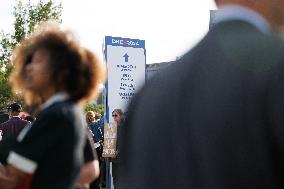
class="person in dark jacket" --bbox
[111,109,124,189]
[87,112,104,154]
[0,103,29,140]
[117,0,284,189]
[85,111,105,189]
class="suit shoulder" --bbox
[0,121,9,127]
[40,100,77,116]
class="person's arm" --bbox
[76,159,100,188]
[0,164,26,189]
[76,129,100,188]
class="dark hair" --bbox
[7,103,22,112]
[10,21,105,108]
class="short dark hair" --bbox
[8,103,22,112]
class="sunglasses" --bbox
[112,114,118,117]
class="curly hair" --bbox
[9,21,106,108]
[85,111,95,125]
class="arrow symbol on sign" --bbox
[123,53,129,62]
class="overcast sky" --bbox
[0,0,216,64]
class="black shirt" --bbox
[5,100,86,189]
[84,129,98,163]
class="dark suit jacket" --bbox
[0,116,28,139]
[0,113,9,124]
[118,20,284,189]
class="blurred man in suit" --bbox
[0,103,28,140]
[118,0,284,188]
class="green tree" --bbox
[84,103,105,116]
[0,0,62,110]
[0,71,12,109]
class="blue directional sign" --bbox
[103,37,146,187]
[104,36,146,124]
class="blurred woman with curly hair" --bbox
[0,21,105,189]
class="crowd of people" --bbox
[0,103,114,189]
[2,0,284,188]
[0,101,124,189]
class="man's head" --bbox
[7,103,22,117]
[215,0,284,32]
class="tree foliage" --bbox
[0,0,62,110]
[84,103,105,115]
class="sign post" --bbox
[103,36,146,189]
